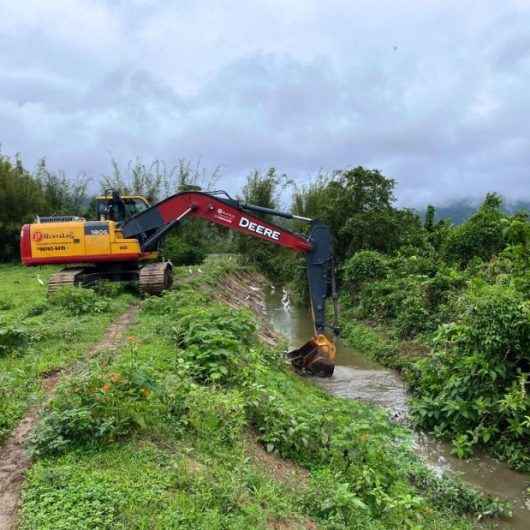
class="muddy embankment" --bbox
[222,269,530,530]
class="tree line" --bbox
[0,153,222,263]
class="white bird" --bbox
[281,288,290,311]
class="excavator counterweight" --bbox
[21,189,339,376]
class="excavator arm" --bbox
[121,191,338,376]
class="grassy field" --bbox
[12,258,507,529]
[0,264,135,444]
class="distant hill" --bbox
[414,199,530,225]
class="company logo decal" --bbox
[33,231,75,241]
[214,208,236,224]
[239,217,280,240]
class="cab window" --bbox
[124,198,149,218]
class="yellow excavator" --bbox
[21,189,339,376]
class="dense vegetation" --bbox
[18,259,505,529]
[0,265,134,443]
[243,172,530,471]
[337,195,530,471]
[0,155,89,261]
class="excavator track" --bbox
[47,268,85,295]
[139,262,173,296]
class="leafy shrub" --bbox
[342,250,389,290]
[49,287,111,315]
[423,267,466,311]
[302,469,373,528]
[0,323,30,356]
[354,263,468,339]
[358,277,430,337]
[146,287,258,386]
[30,362,164,456]
[395,293,430,339]
[410,284,530,470]
[141,289,180,315]
[444,193,506,266]
[172,304,257,385]
[389,253,438,277]
[163,235,206,266]
[183,387,246,447]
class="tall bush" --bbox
[410,283,530,469]
[0,154,89,262]
[444,193,506,265]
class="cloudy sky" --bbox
[1,0,529,206]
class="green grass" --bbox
[19,258,508,529]
[0,264,135,443]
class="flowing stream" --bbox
[264,288,529,530]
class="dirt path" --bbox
[0,305,138,530]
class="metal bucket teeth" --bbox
[286,334,336,377]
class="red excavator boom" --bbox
[121,190,339,376]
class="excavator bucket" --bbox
[286,334,336,377]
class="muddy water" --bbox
[264,288,529,530]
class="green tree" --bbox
[424,205,435,232]
[100,158,163,203]
[444,193,506,265]
[293,166,426,262]
[0,155,47,261]
[35,159,89,215]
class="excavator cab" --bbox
[96,193,150,223]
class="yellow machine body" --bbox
[21,194,156,266]
[23,220,152,266]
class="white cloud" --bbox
[0,0,529,205]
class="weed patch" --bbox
[409,283,530,469]
[0,323,31,356]
[22,466,124,530]
[30,361,166,456]
[0,264,134,443]
[49,286,112,315]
